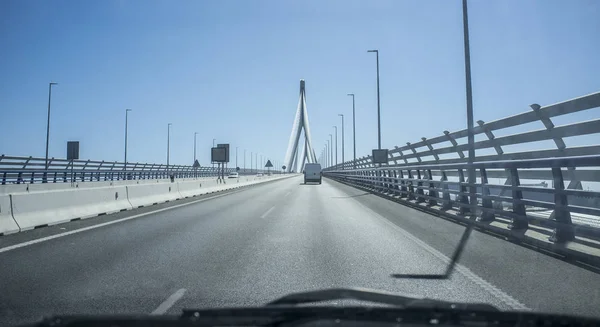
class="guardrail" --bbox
[0,155,278,185]
[324,155,600,243]
[330,91,600,179]
[323,91,600,248]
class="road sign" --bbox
[236,167,240,171]
[265,160,273,168]
[67,141,79,160]
[372,149,389,164]
[193,160,200,168]
[217,144,230,162]
[211,147,227,163]
[282,165,286,170]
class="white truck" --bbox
[303,163,322,184]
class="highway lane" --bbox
[1,175,599,325]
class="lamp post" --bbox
[462,0,477,211]
[124,109,132,170]
[329,134,333,168]
[326,141,330,168]
[338,114,344,168]
[367,50,381,150]
[193,132,198,162]
[333,126,338,166]
[167,123,172,170]
[193,131,198,177]
[347,93,356,168]
[212,138,216,173]
[45,82,58,170]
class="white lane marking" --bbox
[151,288,186,315]
[0,191,241,254]
[261,206,276,219]
[353,200,530,311]
[284,191,291,197]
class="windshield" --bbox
[1,0,599,326]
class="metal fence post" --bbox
[398,169,407,198]
[549,167,574,242]
[477,167,495,222]
[441,171,452,210]
[507,168,528,230]
[457,168,470,215]
[416,169,425,203]
[427,169,438,206]
[407,169,415,200]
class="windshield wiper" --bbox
[266,287,497,311]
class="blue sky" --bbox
[1,0,599,167]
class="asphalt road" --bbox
[1,175,599,325]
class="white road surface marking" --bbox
[284,191,291,197]
[151,288,186,315]
[0,191,242,254]
[261,206,276,219]
[353,199,530,311]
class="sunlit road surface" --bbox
[1,176,599,325]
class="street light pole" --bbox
[244,149,246,171]
[167,123,172,170]
[124,109,132,170]
[338,114,344,167]
[236,146,238,168]
[194,132,198,162]
[333,126,338,166]
[193,131,198,177]
[45,82,58,170]
[329,134,333,168]
[211,139,217,172]
[367,50,381,149]
[462,0,477,211]
[347,94,356,168]
[326,141,330,168]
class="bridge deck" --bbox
[1,175,599,325]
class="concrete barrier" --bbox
[176,180,217,198]
[0,195,19,235]
[11,186,132,231]
[1,174,296,235]
[126,182,180,208]
[0,177,220,195]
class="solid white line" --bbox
[151,288,186,315]
[0,191,241,254]
[353,200,530,311]
[261,206,276,219]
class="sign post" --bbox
[265,160,273,175]
[372,149,389,191]
[212,144,230,184]
[67,141,79,186]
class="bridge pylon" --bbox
[283,80,317,172]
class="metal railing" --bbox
[0,156,278,185]
[323,91,600,244]
[325,155,600,243]
[330,91,600,181]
